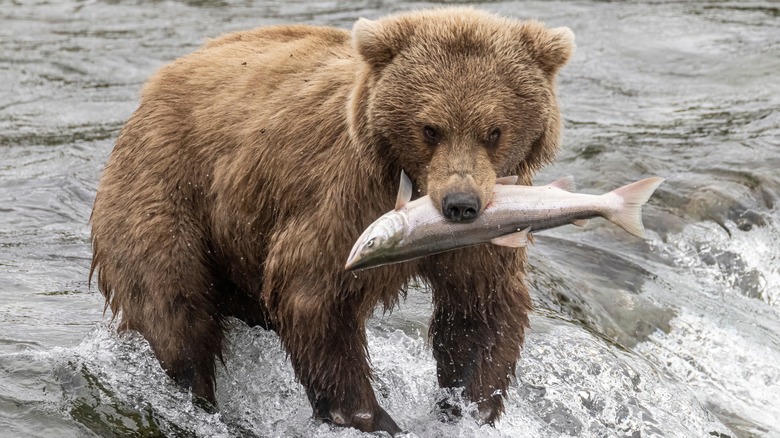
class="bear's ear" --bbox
[353,17,402,69]
[520,23,575,77]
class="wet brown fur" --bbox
[90,7,573,434]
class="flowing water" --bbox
[1,1,778,437]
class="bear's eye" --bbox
[487,128,501,147]
[422,125,440,145]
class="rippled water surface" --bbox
[1,1,779,437]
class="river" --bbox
[1,1,778,437]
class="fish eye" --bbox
[366,238,375,248]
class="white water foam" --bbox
[30,312,730,437]
[634,217,780,436]
[659,218,780,306]
[636,310,780,437]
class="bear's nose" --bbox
[442,193,481,223]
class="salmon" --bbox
[345,172,664,271]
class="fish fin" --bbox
[496,175,519,185]
[607,177,665,238]
[527,232,535,246]
[548,176,575,191]
[572,219,589,227]
[395,170,413,210]
[490,227,531,248]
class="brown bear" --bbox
[90,7,573,435]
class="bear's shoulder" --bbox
[203,24,351,51]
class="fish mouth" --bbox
[345,244,402,271]
[345,247,378,271]
[345,215,405,271]
[345,227,374,271]
[344,245,363,271]
[345,251,391,271]
[344,255,368,271]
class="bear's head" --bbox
[350,8,574,223]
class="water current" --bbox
[1,1,778,437]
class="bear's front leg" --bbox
[263,229,401,435]
[423,246,532,425]
[272,280,400,434]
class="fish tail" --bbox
[606,177,665,238]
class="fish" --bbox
[344,172,664,271]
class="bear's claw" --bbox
[324,406,401,436]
